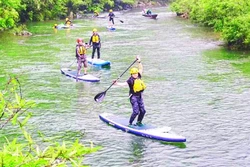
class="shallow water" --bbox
[1,7,250,167]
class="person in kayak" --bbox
[76,38,90,75]
[114,56,146,127]
[89,28,101,59]
[65,18,72,26]
[108,9,115,27]
[146,9,152,15]
[142,8,152,15]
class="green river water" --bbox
[1,7,250,167]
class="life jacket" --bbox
[91,34,100,43]
[78,45,86,55]
[133,78,146,93]
[65,20,71,26]
[109,12,115,18]
[94,12,99,16]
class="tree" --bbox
[0,0,23,30]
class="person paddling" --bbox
[53,24,58,29]
[142,8,152,15]
[108,9,115,27]
[93,11,99,17]
[76,38,90,75]
[146,9,152,15]
[65,18,72,26]
[114,56,146,127]
[89,28,101,59]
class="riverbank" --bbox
[170,0,250,50]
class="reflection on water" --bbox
[161,141,186,149]
[129,139,146,164]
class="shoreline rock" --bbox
[15,31,32,36]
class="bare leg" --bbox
[77,60,82,75]
[84,67,87,75]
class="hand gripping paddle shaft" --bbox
[94,59,138,103]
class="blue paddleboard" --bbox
[87,58,111,67]
[106,26,116,31]
[61,68,100,82]
[99,113,186,142]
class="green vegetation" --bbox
[203,49,250,77]
[0,0,135,31]
[170,0,250,50]
[232,62,250,76]
[0,0,22,30]
[0,77,100,166]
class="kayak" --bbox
[142,13,158,19]
[87,58,111,67]
[61,68,100,82]
[99,113,186,142]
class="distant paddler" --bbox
[108,9,115,27]
[65,18,72,26]
[93,11,99,17]
[89,28,101,59]
[53,24,58,29]
[75,38,91,76]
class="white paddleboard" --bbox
[61,68,100,82]
[99,113,186,142]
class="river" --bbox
[0,7,250,167]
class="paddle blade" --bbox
[94,91,106,103]
[120,20,124,23]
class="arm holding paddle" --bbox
[137,56,143,74]
[114,56,142,86]
[94,56,139,102]
[113,81,127,86]
[89,36,93,46]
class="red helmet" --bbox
[76,38,83,43]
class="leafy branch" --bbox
[0,76,101,166]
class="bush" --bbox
[0,77,101,166]
[222,14,250,49]
[170,0,250,50]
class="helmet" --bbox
[93,28,97,32]
[66,18,69,21]
[109,9,113,12]
[130,68,139,74]
[54,24,58,26]
[76,38,83,43]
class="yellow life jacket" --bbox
[78,46,86,55]
[92,35,100,43]
[94,12,99,16]
[133,78,146,93]
[65,20,71,26]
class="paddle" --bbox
[114,16,124,23]
[68,59,76,68]
[94,58,138,103]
